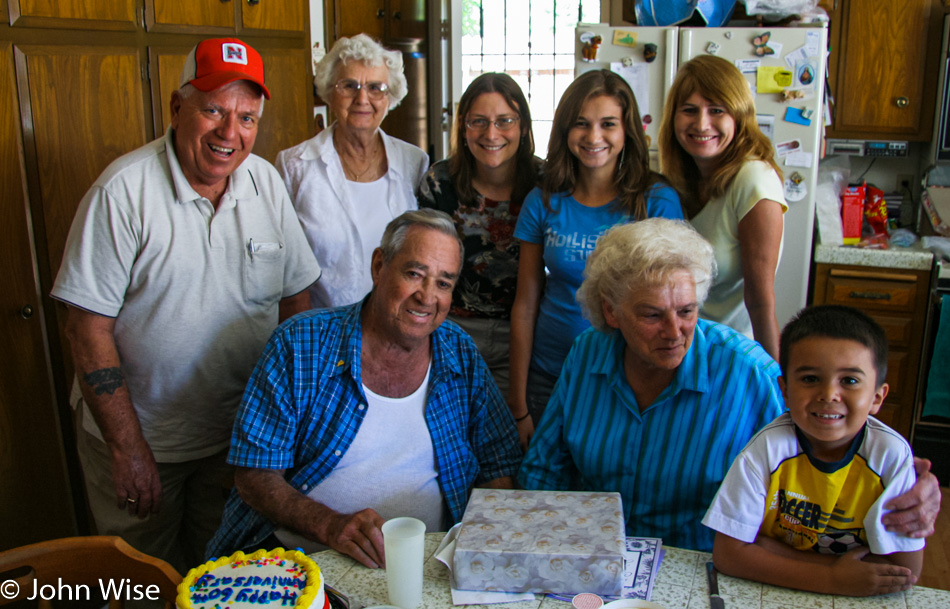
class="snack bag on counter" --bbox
[841,182,865,245]
[865,185,889,236]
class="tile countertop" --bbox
[813,242,935,271]
[311,533,950,609]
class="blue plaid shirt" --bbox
[207,299,522,557]
[518,319,784,552]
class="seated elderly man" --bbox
[208,209,521,567]
[519,218,941,551]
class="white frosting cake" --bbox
[177,548,325,609]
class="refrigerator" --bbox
[575,23,828,330]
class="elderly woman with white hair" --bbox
[518,217,785,551]
[276,34,428,309]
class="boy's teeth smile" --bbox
[815,413,844,420]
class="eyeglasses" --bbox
[334,79,390,100]
[464,117,520,132]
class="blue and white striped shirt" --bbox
[518,319,784,551]
[207,299,522,557]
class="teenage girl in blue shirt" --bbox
[509,69,683,450]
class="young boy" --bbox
[702,305,924,597]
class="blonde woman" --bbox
[658,54,786,359]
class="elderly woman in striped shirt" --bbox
[518,218,941,551]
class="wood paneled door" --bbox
[1,0,314,548]
[0,41,77,551]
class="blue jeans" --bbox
[526,364,559,426]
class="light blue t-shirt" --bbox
[513,183,682,377]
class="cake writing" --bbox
[190,572,305,605]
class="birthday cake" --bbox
[177,548,326,609]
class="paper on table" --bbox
[435,524,536,606]
[622,537,663,601]
[436,526,665,605]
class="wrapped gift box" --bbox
[453,489,625,596]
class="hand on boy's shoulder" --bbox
[829,547,917,597]
[882,457,942,538]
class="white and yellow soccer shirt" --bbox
[702,412,925,556]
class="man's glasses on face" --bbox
[334,79,389,100]
[464,117,520,132]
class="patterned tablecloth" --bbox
[311,533,950,609]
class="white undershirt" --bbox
[275,364,444,552]
[346,177,392,274]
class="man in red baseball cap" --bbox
[50,37,320,571]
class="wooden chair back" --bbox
[0,536,181,608]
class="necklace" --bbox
[340,143,380,182]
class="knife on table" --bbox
[706,561,725,609]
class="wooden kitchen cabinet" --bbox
[6,0,137,30]
[0,1,313,550]
[823,0,945,140]
[146,0,306,36]
[327,0,426,43]
[811,263,934,440]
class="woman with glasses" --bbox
[276,34,428,308]
[509,69,683,447]
[417,73,541,407]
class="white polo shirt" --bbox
[51,129,321,462]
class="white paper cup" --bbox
[382,517,426,609]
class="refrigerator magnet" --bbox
[752,31,774,55]
[757,67,793,93]
[706,42,721,55]
[612,30,638,48]
[780,88,814,102]
[775,139,802,157]
[795,59,817,87]
[784,107,812,126]
[784,173,807,203]
[643,43,657,63]
[579,32,603,62]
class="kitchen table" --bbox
[310,533,950,609]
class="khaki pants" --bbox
[449,314,511,398]
[77,429,233,574]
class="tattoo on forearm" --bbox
[83,367,125,396]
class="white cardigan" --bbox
[276,123,429,308]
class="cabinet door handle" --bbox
[393,11,402,19]
[247,0,259,5]
[849,290,892,300]
[20,305,34,319]
[377,9,386,18]
[896,96,909,108]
